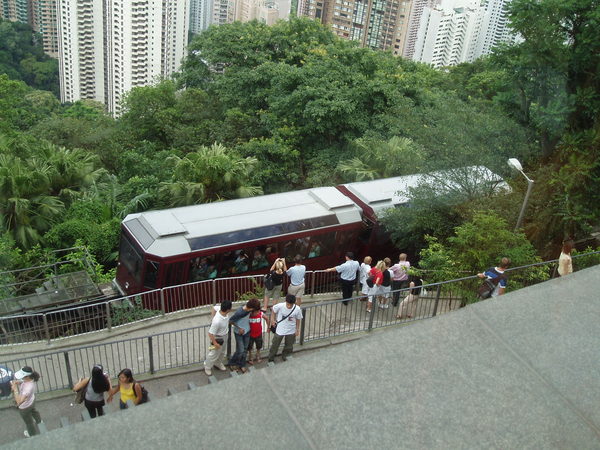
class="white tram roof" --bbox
[342,165,505,216]
[123,187,362,258]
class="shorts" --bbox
[248,335,263,351]
[264,284,283,300]
[287,282,305,298]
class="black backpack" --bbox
[133,382,150,404]
[264,273,275,290]
[477,269,506,299]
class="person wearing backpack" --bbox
[107,368,146,409]
[477,257,510,298]
[72,365,111,418]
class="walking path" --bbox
[1,266,598,449]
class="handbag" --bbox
[264,273,275,290]
[74,380,88,404]
[270,305,297,334]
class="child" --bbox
[247,308,267,364]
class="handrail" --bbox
[0,251,598,345]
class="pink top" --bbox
[391,261,410,281]
[18,380,35,409]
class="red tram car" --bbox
[114,167,503,301]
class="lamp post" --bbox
[508,158,534,232]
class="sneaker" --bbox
[204,367,212,376]
[24,430,30,438]
[215,363,227,371]
[383,304,389,309]
[366,309,371,313]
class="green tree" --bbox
[418,212,547,289]
[337,136,425,182]
[0,154,64,247]
[160,143,263,206]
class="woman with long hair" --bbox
[10,366,42,437]
[107,368,143,409]
[366,260,384,313]
[558,239,574,277]
[263,258,286,311]
[73,365,111,418]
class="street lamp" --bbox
[508,158,534,232]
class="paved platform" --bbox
[1,266,599,449]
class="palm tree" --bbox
[0,154,64,248]
[337,136,425,182]
[160,143,263,206]
[35,143,106,202]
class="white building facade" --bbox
[58,0,188,113]
[411,0,514,68]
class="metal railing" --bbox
[1,254,598,394]
[1,252,599,346]
[0,270,342,346]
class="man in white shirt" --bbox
[204,300,232,376]
[286,255,306,305]
[326,251,360,305]
[268,295,303,362]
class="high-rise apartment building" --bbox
[2,0,59,57]
[300,0,413,55]
[58,0,188,114]
[1,0,29,22]
[235,0,290,25]
[402,0,439,59]
[30,0,59,56]
[189,0,212,33]
[411,0,513,67]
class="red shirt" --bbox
[369,267,383,286]
[248,311,264,338]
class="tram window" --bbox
[144,261,160,288]
[265,245,279,265]
[307,232,335,259]
[120,234,143,284]
[282,237,310,262]
[220,250,250,276]
[189,256,211,282]
[250,246,269,270]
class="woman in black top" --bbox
[263,258,286,311]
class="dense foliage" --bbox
[0,19,59,96]
[0,9,598,281]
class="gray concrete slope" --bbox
[4,266,600,449]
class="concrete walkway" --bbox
[1,266,598,449]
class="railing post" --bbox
[148,336,155,374]
[226,324,232,359]
[64,352,74,388]
[42,314,50,343]
[105,302,112,331]
[211,280,217,306]
[310,271,316,298]
[432,285,442,317]
[160,289,166,316]
[299,307,306,345]
[367,297,375,331]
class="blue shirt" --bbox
[336,260,359,281]
[287,265,306,286]
[229,306,250,335]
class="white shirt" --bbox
[336,260,360,281]
[273,303,303,335]
[209,311,230,337]
[359,263,371,284]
